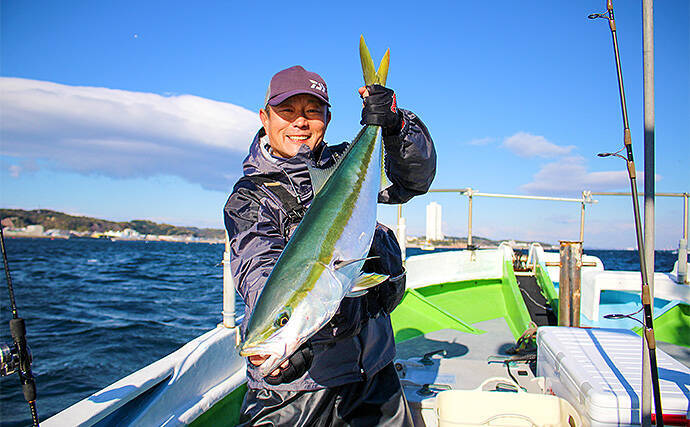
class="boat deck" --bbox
[395,318,540,426]
[657,341,690,369]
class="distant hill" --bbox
[0,209,225,240]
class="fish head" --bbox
[240,300,322,378]
[239,257,355,377]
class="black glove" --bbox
[264,342,313,385]
[360,84,403,136]
[363,224,406,316]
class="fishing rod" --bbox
[588,1,663,426]
[0,226,40,426]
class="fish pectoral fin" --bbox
[345,289,368,298]
[334,256,379,270]
[345,272,389,297]
[354,272,388,289]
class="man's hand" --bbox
[359,84,403,136]
[248,342,314,385]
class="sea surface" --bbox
[0,239,686,425]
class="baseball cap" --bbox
[264,65,330,107]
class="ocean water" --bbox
[0,239,686,425]
[0,238,229,426]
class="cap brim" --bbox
[267,90,330,107]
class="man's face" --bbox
[260,94,331,158]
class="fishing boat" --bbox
[8,2,690,425]
[37,186,689,426]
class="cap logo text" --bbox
[309,79,326,93]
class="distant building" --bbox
[426,202,443,241]
[104,228,143,240]
[25,225,44,236]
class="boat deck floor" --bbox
[394,317,690,397]
[395,318,541,425]
[657,340,690,368]
[394,315,690,426]
[396,318,517,362]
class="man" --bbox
[224,65,435,425]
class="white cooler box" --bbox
[537,327,690,426]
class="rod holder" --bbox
[558,241,582,327]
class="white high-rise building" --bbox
[426,202,443,241]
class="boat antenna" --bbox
[0,226,40,426]
[589,2,663,426]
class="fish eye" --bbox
[274,310,290,328]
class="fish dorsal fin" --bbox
[379,140,392,192]
[307,162,338,197]
[345,272,389,298]
[309,125,374,197]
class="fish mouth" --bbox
[240,345,288,377]
[240,339,290,377]
[239,340,283,358]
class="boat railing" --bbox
[396,189,596,256]
[396,189,689,283]
[591,191,689,283]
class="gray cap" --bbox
[264,65,330,107]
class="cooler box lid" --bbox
[537,327,690,424]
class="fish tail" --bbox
[359,35,378,86]
[359,35,393,190]
[377,49,390,86]
[359,36,390,86]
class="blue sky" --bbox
[1,0,688,250]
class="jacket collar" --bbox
[242,128,335,201]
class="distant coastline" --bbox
[1,208,225,244]
[2,208,565,249]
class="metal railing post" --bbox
[222,231,236,328]
[397,204,407,260]
[678,193,688,284]
[580,201,586,243]
[467,189,474,248]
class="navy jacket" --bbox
[224,109,435,390]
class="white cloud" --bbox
[0,77,261,191]
[2,158,39,179]
[520,155,659,195]
[8,165,21,178]
[502,132,574,158]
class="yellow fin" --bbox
[345,272,389,298]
